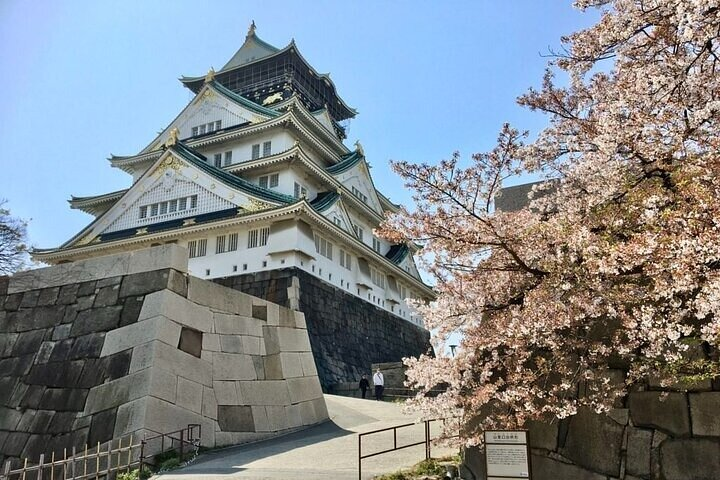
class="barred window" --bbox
[314,235,333,260]
[259,176,269,188]
[191,127,198,136]
[228,232,238,251]
[216,235,227,254]
[251,144,260,160]
[372,237,382,253]
[339,249,352,270]
[188,240,197,258]
[197,238,207,257]
[269,173,279,187]
[139,206,147,219]
[224,151,232,166]
[214,153,222,168]
[263,141,272,157]
[353,225,364,241]
[294,182,307,199]
[248,227,269,248]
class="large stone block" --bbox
[138,290,213,333]
[202,386,217,420]
[39,387,88,412]
[264,405,289,432]
[83,369,152,415]
[88,407,117,446]
[236,380,291,406]
[213,381,239,405]
[530,454,610,480]
[560,407,624,477]
[68,332,105,359]
[187,277,253,316]
[285,403,303,429]
[276,327,312,352]
[527,420,559,451]
[659,438,720,480]
[176,377,203,414]
[214,313,263,336]
[142,396,215,448]
[278,352,304,378]
[0,332,19,357]
[689,392,720,436]
[219,335,243,353]
[129,340,212,387]
[8,245,188,294]
[113,397,148,438]
[101,315,181,357]
[628,391,690,436]
[70,306,123,336]
[299,352,318,377]
[287,376,323,404]
[251,405,269,432]
[626,427,652,477]
[218,405,255,432]
[212,353,256,381]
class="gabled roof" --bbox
[170,142,294,204]
[221,27,280,71]
[210,80,280,118]
[69,189,128,216]
[385,244,411,265]
[309,191,340,212]
[326,150,363,175]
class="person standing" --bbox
[359,374,370,399]
[373,368,384,401]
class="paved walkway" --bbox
[154,394,456,480]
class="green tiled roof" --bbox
[210,81,280,118]
[385,244,410,265]
[309,191,339,212]
[169,142,295,204]
[326,150,363,175]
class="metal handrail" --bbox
[357,418,458,480]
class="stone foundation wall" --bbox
[463,379,720,480]
[213,268,432,390]
[0,246,327,468]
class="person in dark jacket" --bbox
[359,375,370,399]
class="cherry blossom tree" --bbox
[379,0,720,443]
[0,200,28,275]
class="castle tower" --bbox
[34,25,433,388]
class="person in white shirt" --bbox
[372,368,384,401]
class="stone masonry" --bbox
[462,373,720,480]
[0,245,327,468]
[214,269,432,390]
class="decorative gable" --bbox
[311,110,337,138]
[334,160,383,215]
[142,85,271,153]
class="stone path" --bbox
[154,394,456,480]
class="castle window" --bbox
[269,173,279,188]
[371,267,385,289]
[293,182,307,199]
[314,234,333,260]
[259,173,279,189]
[191,127,198,136]
[259,176,268,188]
[373,237,382,253]
[214,153,222,168]
[251,144,260,160]
[179,198,187,210]
[188,240,197,258]
[199,124,206,135]
[228,232,238,251]
[248,227,269,248]
[139,206,147,219]
[353,225,364,241]
[169,200,177,213]
[197,238,207,256]
[224,151,232,166]
[150,204,159,217]
[339,250,352,270]
[215,120,222,130]
[159,202,168,215]
[263,141,272,157]
[351,186,368,204]
[216,235,227,254]
[190,195,198,209]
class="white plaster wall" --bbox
[182,221,425,327]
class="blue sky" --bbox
[0,1,597,250]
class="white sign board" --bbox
[484,430,531,479]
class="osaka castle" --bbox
[33,23,433,385]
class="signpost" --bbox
[484,430,532,479]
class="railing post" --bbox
[139,441,145,475]
[38,454,45,480]
[357,434,361,480]
[70,446,76,479]
[179,429,185,461]
[2,460,11,480]
[393,428,397,450]
[425,421,430,460]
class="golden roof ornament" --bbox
[247,20,256,37]
[354,140,365,156]
[165,128,179,148]
[204,67,216,83]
